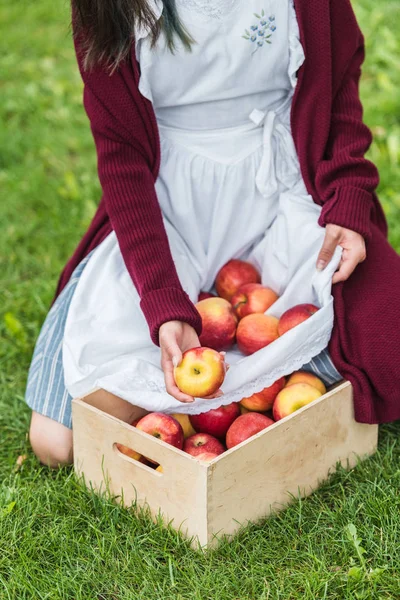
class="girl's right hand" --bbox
[159,320,225,403]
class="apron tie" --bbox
[249,108,300,198]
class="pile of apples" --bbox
[116,370,327,467]
[173,258,320,399]
[196,258,319,355]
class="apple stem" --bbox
[232,301,245,310]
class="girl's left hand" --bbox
[316,224,367,284]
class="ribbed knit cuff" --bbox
[318,186,373,241]
[140,287,203,347]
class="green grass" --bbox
[1,0,400,597]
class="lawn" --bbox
[1,0,400,598]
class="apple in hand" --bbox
[272,382,322,421]
[136,413,184,450]
[184,433,225,457]
[240,377,285,412]
[285,371,326,395]
[215,259,261,301]
[198,291,216,301]
[278,304,319,336]
[174,347,226,398]
[171,413,197,439]
[196,297,237,351]
[189,402,241,439]
[231,283,279,319]
[226,413,274,449]
[236,313,279,355]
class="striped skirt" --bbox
[25,253,343,429]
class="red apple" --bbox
[272,382,322,421]
[231,283,279,319]
[278,304,319,336]
[136,413,184,449]
[189,402,241,439]
[174,347,226,398]
[184,433,225,457]
[195,451,221,462]
[195,297,237,351]
[131,417,141,427]
[285,371,326,395]
[240,377,286,412]
[226,413,275,449]
[198,291,216,301]
[215,259,261,301]
[236,313,279,355]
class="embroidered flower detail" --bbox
[242,9,276,54]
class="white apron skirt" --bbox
[62,104,342,415]
[62,0,342,415]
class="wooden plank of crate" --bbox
[205,381,378,544]
[72,397,210,546]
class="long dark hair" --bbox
[72,0,194,73]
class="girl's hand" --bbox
[159,320,225,403]
[316,224,367,284]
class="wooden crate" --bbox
[72,381,378,548]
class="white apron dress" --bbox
[62,0,342,415]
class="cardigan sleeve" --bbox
[314,0,379,241]
[72,30,202,346]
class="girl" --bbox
[26,0,400,468]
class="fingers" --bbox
[332,248,359,284]
[332,258,358,284]
[160,329,193,402]
[202,389,224,400]
[162,357,194,403]
[316,227,341,271]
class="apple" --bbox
[278,304,319,336]
[189,402,241,439]
[215,259,261,301]
[272,382,322,421]
[115,443,144,462]
[226,413,275,449]
[184,433,225,457]
[236,313,279,355]
[174,347,226,398]
[136,413,184,450]
[198,291,216,301]
[195,297,237,351]
[195,451,221,462]
[131,417,141,427]
[231,283,279,319]
[171,413,197,438]
[285,371,326,395]
[240,404,250,415]
[240,377,286,412]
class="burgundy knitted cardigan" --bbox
[55,0,400,424]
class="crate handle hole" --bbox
[113,443,163,474]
